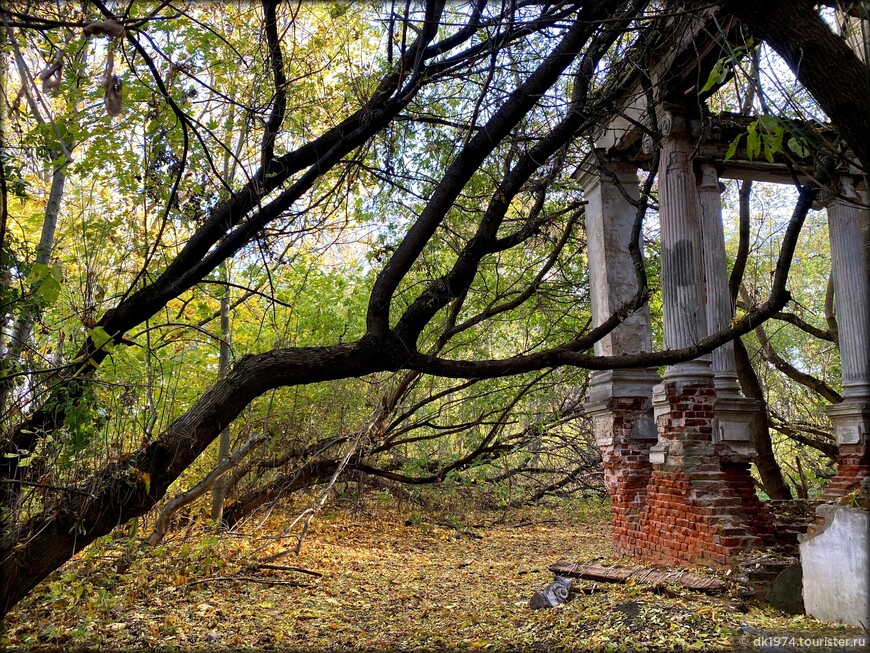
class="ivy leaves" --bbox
[725,115,812,163]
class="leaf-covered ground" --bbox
[2,496,866,651]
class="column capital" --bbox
[641,104,693,154]
[658,109,686,137]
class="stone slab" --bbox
[799,506,870,627]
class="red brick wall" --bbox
[598,397,655,557]
[720,460,771,542]
[635,469,762,566]
[599,382,769,567]
[822,442,870,501]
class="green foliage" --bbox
[25,262,62,305]
[700,41,754,94]
[726,115,797,164]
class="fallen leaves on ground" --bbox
[1,496,864,651]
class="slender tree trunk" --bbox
[0,151,69,423]
[211,260,232,525]
[210,90,246,526]
[725,110,791,500]
[3,134,70,363]
[825,272,839,349]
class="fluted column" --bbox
[582,156,661,401]
[637,112,767,566]
[585,159,653,360]
[697,163,741,397]
[822,176,870,499]
[657,113,713,382]
[696,162,758,457]
[827,176,870,401]
[837,9,869,64]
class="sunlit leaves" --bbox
[89,326,115,352]
[726,116,805,163]
[700,41,755,95]
[25,262,63,305]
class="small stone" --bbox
[528,591,550,610]
[764,564,803,615]
[205,632,221,643]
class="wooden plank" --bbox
[549,560,726,593]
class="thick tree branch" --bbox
[407,181,818,378]
[259,0,287,172]
[771,310,834,342]
[367,0,640,336]
[755,324,842,404]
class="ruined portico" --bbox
[821,175,870,501]
[579,8,869,568]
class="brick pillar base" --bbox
[586,368,660,558]
[595,397,657,556]
[635,380,764,567]
[823,401,870,501]
[822,442,870,501]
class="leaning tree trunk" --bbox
[734,336,792,500]
[0,336,393,620]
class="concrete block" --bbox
[799,505,869,627]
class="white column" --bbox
[697,163,758,454]
[837,9,869,64]
[697,163,741,397]
[585,159,652,359]
[580,156,659,436]
[657,113,713,382]
[825,177,870,456]
[827,176,870,401]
